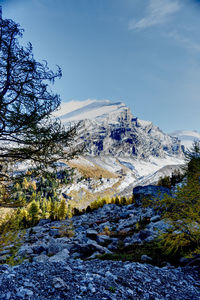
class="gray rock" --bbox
[0,255,10,263]
[88,282,96,293]
[6,292,11,299]
[47,240,62,256]
[0,254,199,299]
[49,249,69,263]
[52,277,69,290]
[18,245,33,257]
[119,211,131,219]
[118,217,138,230]
[87,240,112,254]
[49,228,60,238]
[141,254,152,263]
[86,229,98,240]
[96,235,111,245]
[108,240,119,251]
[150,215,161,222]
[138,229,151,241]
[38,219,51,226]
[0,250,10,256]
[124,233,142,246]
[147,220,171,235]
[32,254,49,263]
[71,252,82,259]
[32,243,47,255]
[133,185,172,206]
[87,251,101,259]
[16,287,33,297]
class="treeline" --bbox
[0,169,75,230]
[0,165,133,231]
[73,195,134,216]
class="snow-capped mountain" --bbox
[57,99,183,159]
[170,130,200,150]
[56,99,185,198]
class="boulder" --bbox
[16,287,34,298]
[38,219,51,226]
[70,240,110,258]
[96,235,111,246]
[141,254,152,263]
[0,255,10,263]
[32,244,47,255]
[146,220,171,234]
[150,215,161,222]
[49,249,69,263]
[52,277,69,290]
[124,234,142,246]
[86,229,98,240]
[118,217,138,231]
[133,185,172,206]
[49,228,60,238]
[138,230,151,241]
[32,254,49,263]
[18,245,33,257]
[47,241,62,256]
[107,239,119,251]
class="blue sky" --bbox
[1,0,200,132]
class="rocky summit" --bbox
[58,99,184,160]
[0,203,199,299]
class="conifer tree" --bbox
[155,142,200,257]
[0,13,81,183]
[58,199,67,220]
[28,200,40,225]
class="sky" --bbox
[1,0,200,133]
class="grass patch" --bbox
[0,207,16,225]
[68,161,118,179]
[98,241,181,267]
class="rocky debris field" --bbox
[1,204,172,264]
[0,259,200,299]
[0,203,200,299]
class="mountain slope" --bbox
[57,99,183,159]
[56,99,185,198]
[170,130,200,150]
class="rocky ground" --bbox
[0,259,199,299]
[0,203,200,299]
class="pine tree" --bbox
[185,141,200,182]
[28,201,40,225]
[49,199,59,221]
[58,199,68,220]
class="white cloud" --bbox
[129,0,181,30]
[167,31,200,52]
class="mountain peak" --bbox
[55,99,128,123]
[54,99,185,195]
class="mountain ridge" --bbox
[54,99,185,199]
[57,99,183,159]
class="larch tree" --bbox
[0,10,81,183]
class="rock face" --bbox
[63,100,184,160]
[55,100,185,198]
